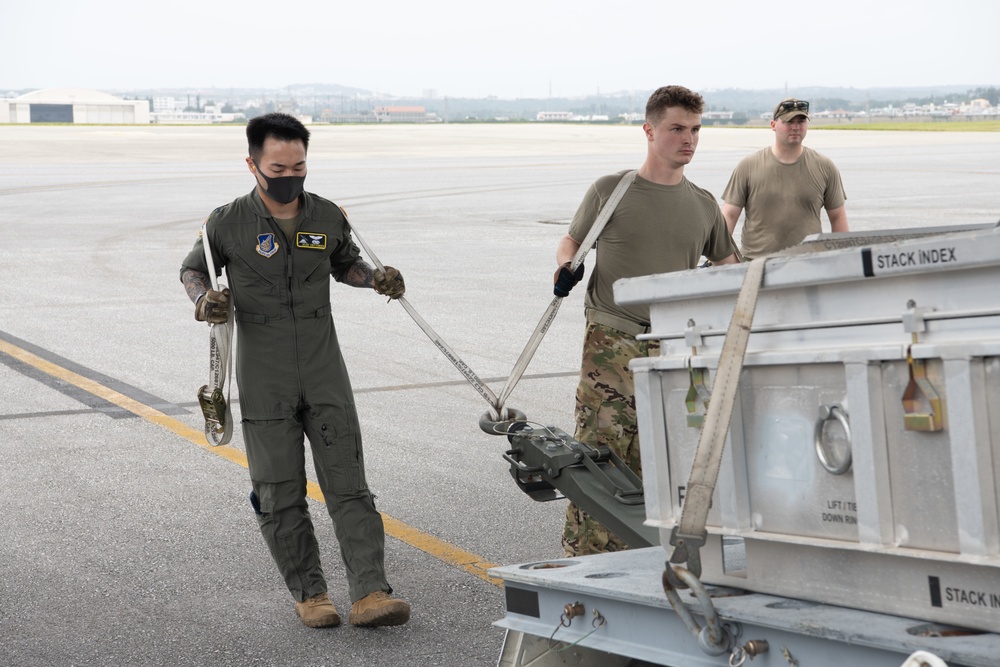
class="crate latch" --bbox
[685,359,711,428]
[902,346,944,432]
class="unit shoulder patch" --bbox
[257,233,279,258]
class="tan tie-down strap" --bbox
[198,222,234,447]
[345,172,638,421]
[667,257,767,582]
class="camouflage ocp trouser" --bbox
[562,321,658,558]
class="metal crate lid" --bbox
[615,223,1000,307]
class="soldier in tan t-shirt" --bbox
[553,85,739,557]
[721,98,849,259]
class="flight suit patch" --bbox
[257,233,279,258]
[296,232,327,250]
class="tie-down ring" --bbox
[814,404,852,475]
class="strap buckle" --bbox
[667,525,707,587]
[198,384,228,433]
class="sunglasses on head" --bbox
[775,100,809,118]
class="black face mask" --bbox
[253,160,305,205]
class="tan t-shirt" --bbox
[273,213,304,243]
[722,146,846,258]
[568,171,738,328]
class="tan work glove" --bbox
[373,266,405,300]
[195,288,231,324]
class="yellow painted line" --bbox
[0,338,250,468]
[1,338,502,586]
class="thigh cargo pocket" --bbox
[307,404,366,492]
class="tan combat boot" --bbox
[294,591,341,628]
[348,591,411,627]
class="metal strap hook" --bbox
[661,564,733,656]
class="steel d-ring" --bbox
[814,404,852,475]
[479,407,528,435]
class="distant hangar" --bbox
[0,88,150,124]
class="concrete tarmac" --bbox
[1,123,998,667]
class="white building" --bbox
[0,88,150,124]
[373,106,440,123]
[150,110,246,124]
[536,111,574,121]
[152,96,184,112]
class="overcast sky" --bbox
[3,0,997,98]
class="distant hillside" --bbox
[701,85,984,116]
[7,82,991,123]
[367,85,994,122]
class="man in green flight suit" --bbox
[180,113,409,629]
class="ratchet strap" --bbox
[198,222,234,446]
[345,171,637,420]
[494,170,637,414]
[667,257,766,583]
[344,211,503,414]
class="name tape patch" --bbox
[296,232,327,250]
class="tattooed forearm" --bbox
[343,259,375,288]
[181,269,213,303]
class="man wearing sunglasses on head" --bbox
[721,98,848,259]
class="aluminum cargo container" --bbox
[616,225,1000,632]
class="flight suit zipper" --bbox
[265,214,306,404]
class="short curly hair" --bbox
[645,86,705,126]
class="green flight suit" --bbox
[181,189,390,603]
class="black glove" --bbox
[195,288,231,324]
[553,262,585,298]
[373,266,405,300]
